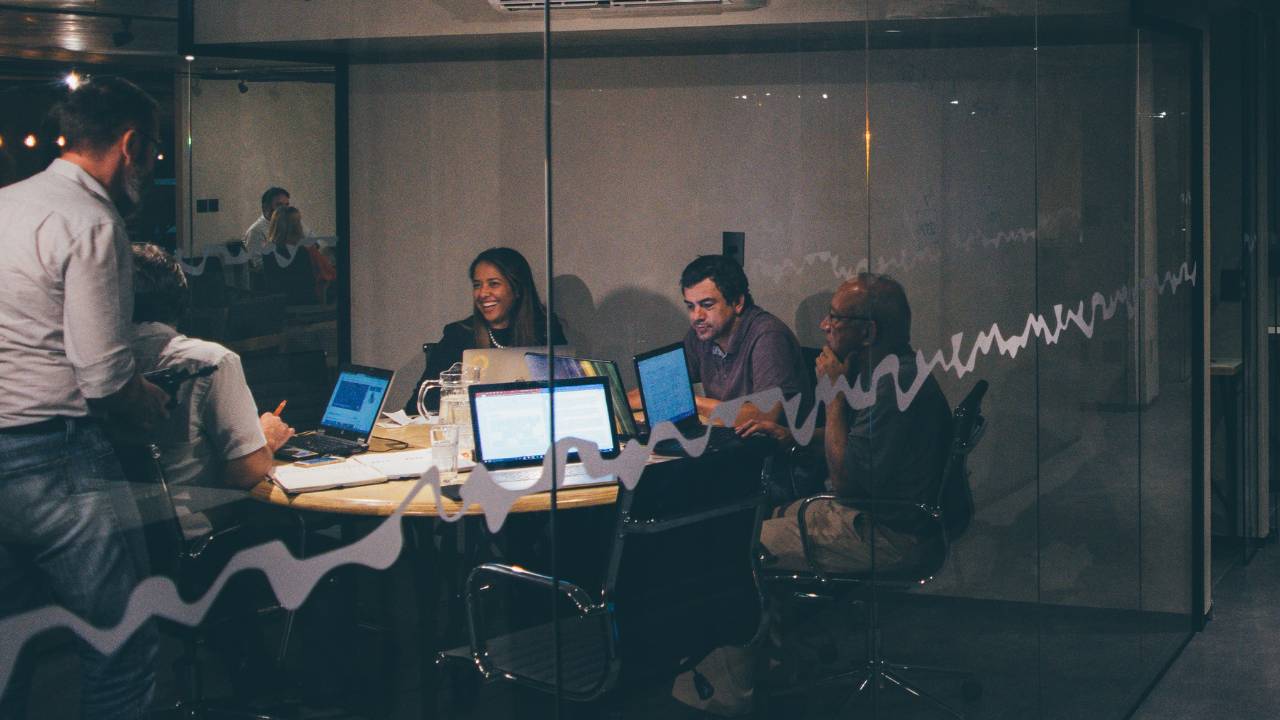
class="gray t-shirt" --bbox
[683,305,809,408]
[839,352,951,534]
[132,322,266,538]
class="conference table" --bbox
[250,421,767,718]
[252,423,623,515]
[251,423,652,719]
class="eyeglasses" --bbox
[824,310,874,325]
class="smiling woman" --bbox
[404,246,566,414]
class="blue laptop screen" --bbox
[320,370,391,435]
[636,346,697,425]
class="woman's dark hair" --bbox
[57,77,159,154]
[679,254,754,307]
[469,247,547,348]
[131,243,189,325]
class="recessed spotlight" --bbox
[23,134,37,148]
[157,153,165,161]
[822,93,829,99]
[55,136,65,147]
[64,71,82,90]
[949,99,960,105]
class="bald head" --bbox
[833,273,912,351]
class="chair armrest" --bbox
[466,563,596,614]
[464,563,605,681]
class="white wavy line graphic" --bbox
[0,257,1199,697]
[177,236,337,276]
[748,227,1037,286]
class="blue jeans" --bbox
[0,418,157,720]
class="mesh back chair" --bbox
[437,444,775,705]
[115,442,299,720]
[759,380,988,718]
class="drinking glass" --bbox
[430,424,460,483]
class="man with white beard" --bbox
[0,77,169,719]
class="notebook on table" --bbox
[523,353,639,439]
[467,376,621,491]
[632,342,741,457]
[277,364,394,459]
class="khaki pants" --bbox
[759,497,919,574]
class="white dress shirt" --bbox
[0,159,136,427]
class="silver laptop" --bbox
[468,376,620,490]
[463,345,574,383]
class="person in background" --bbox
[264,204,320,305]
[406,247,565,414]
[242,186,290,264]
[0,76,169,720]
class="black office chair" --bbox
[759,380,988,718]
[116,442,297,720]
[437,445,775,706]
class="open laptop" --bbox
[277,364,395,459]
[632,342,740,456]
[462,345,574,384]
[468,376,620,490]
[523,353,639,439]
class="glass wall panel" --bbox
[0,4,1200,719]
[1036,27,1146,720]
[1137,24,1197,695]
[866,8,1039,719]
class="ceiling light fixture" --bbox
[64,71,82,90]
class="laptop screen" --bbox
[320,368,392,437]
[525,354,638,437]
[471,378,619,467]
[635,344,697,426]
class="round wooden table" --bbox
[250,423,620,516]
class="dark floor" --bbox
[23,534,1280,719]
[1130,539,1280,720]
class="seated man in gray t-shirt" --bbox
[758,272,951,572]
[129,244,295,539]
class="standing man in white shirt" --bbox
[0,77,170,719]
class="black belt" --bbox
[0,417,93,435]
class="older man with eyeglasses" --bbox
[757,272,952,574]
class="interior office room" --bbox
[0,0,1278,718]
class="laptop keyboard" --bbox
[288,433,360,457]
[494,463,596,486]
[652,425,741,457]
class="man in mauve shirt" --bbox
[678,254,809,427]
[0,77,170,719]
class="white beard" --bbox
[117,161,150,217]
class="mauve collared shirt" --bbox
[0,159,136,427]
[683,304,809,408]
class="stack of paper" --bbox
[272,459,387,494]
[272,448,476,494]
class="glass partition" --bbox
[0,3,1202,718]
